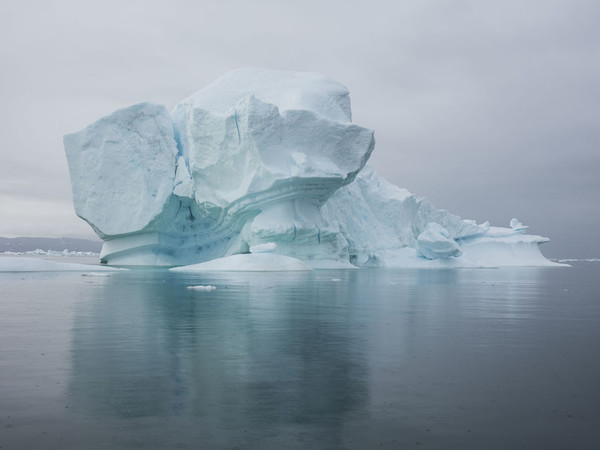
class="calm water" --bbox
[1,262,599,449]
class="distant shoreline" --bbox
[0,236,102,253]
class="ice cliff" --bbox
[64,68,557,268]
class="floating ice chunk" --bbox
[249,242,277,253]
[171,253,312,272]
[81,272,112,277]
[416,223,462,260]
[186,285,217,291]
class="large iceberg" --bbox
[64,68,558,268]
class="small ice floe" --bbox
[331,278,342,282]
[81,272,111,277]
[186,285,217,291]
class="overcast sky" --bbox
[1,0,598,257]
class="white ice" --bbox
[64,68,559,269]
[510,218,528,232]
[416,223,462,260]
[64,103,178,238]
[171,253,312,272]
[249,242,277,253]
[186,285,217,291]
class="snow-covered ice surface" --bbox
[416,223,463,260]
[0,257,124,272]
[171,253,312,272]
[64,68,560,269]
[249,242,278,253]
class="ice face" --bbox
[172,91,374,208]
[319,166,485,266]
[64,69,558,268]
[416,223,462,260]
[64,103,178,237]
[65,69,374,265]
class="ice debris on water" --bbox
[186,285,217,291]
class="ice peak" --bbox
[173,68,352,123]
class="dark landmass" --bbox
[0,237,102,253]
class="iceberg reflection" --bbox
[68,270,369,447]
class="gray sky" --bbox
[1,0,598,258]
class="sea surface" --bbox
[1,260,599,449]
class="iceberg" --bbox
[64,68,559,269]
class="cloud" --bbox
[0,0,598,257]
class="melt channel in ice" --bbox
[63,68,560,269]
